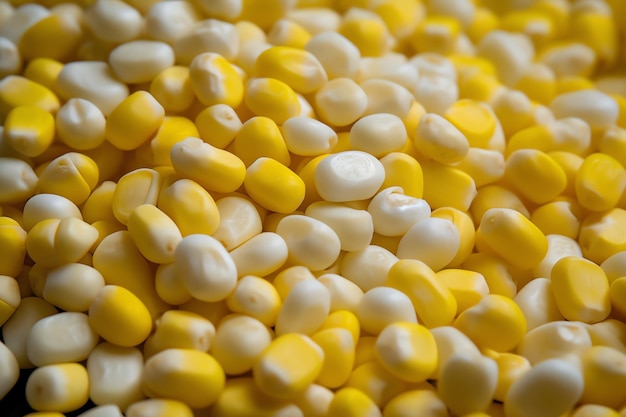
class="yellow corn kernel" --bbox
[19,13,82,62]
[483,350,531,403]
[171,137,246,194]
[458,72,503,103]
[411,15,461,55]
[23,58,63,94]
[0,274,20,325]
[0,217,26,277]
[503,149,567,205]
[610,277,626,321]
[382,388,448,417]
[421,161,477,211]
[37,152,99,206]
[600,126,626,168]
[143,348,225,409]
[375,322,437,383]
[374,0,422,41]
[454,294,527,352]
[244,157,305,213]
[550,256,611,323]
[157,178,220,237]
[500,9,554,48]
[571,11,618,68]
[244,78,301,125]
[466,7,499,44]
[268,19,311,49]
[231,116,291,167]
[462,253,517,299]
[346,361,414,407]
[575,153,626,212]
[354,336,377,368]
[571,404,621,417]
[581,345,626,408]
[211,377,303,417]
[547,151,583,197]
[437,353,498,416]
[25,363,89,413]
[154,263,192,306]
[555,76,596,95]
[88,284,152,347]
[127,204,182,264]
[436,269,489,314]
[387,259,456,328]
[254,333,324,399]
[126,399,193,417]
[144,310,215,357]
[92,231,170,319]
[444,99,496,149]
[339,15,391,57]
[195,104,242,150]
[254,46,328,94]
[514,64,556,105]
[531,199,582,240]
[136,116,199,167]
[149,66,194,113]
[379,152,424,199]
[328,387,381,417]
[26,217,98,268]
[4,105,54,158]
[105,91,164,151]
[478,208,548,270]
[311,327,355,388]
[189,52,244,108]
[579,209,626,264]
[81,181,116,225]
[112,168,162,225]
[317,310,360,344]
[587,319,626,355]
[0,75,60,122]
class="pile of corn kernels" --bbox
[1,0,626,416]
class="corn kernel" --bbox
[254,332,323,399]
[171,137,246,194]
[126,400,193,417]
[575,153,626,212]
[148,66,195,114]
[478,208,548,270]
[143,348,225,408]
[504,149,567,205]
[411,15,461,55]
[306,32,360,80]
[88,285,152,347]
[346,360,414,407]
[382,389,448,417]
[42,263,103,313]
[0,75,60,122]
[339,14,392,57]
[437,353,498,416]
[0,275,20,326]
[483,350,531,403]
[398,217,460,272]
[127,204,182,264]
[356,286,417,335]
[37,152,99,206]
[4,105,54,158]
[375,322,437,383]
[327,387,381,417]
[477,30,535,87]
[173,234,237,303]
[244,78,301,125]
[367,187,430,237]
[268,19,311,49]
[340,245,398,291]
[505,359,583,417]
[188,52,243,109]
[212,195,263,250]
[26,363,89,413]
[311,327,355,388]
[0,216,27,277]
[551,257,611,323]
[435,268,488,314]
[579,345,626,408]
[244,157,305,213]
[305,201,374,252]
[580,209,626,264]
[282,116,338,156]
[194,104,242,149]
[361,79,413,120]
[420,161,477,211]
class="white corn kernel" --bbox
[173,234,238,302]
[314,77,367,127]
[340,245,398,291]
[25,362,89,412]
[367,187,431,237]
[0,341,19,400]
[397,217,460,272]
[26,312,98,366]
[211,196,263,250]
[108,41,175,85]
[355,286,417,335]
[350,113,407,158]
[84,0,142,43]
[305,201,374,252]
[275,278,330,335]
[173,19,239,65]
[229,232,288,277]
[42,263,105,312]
[276,214,341,271]
[22,194,82,231]
[145,0,199,43]
[551,89,619,129]
[361,79,413,119]
[0,157,38,204]
[56,98,106,151]
[281,116,338,156]
[305,31,360,79]
[317,273,364,313]
[517,320,591,366]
